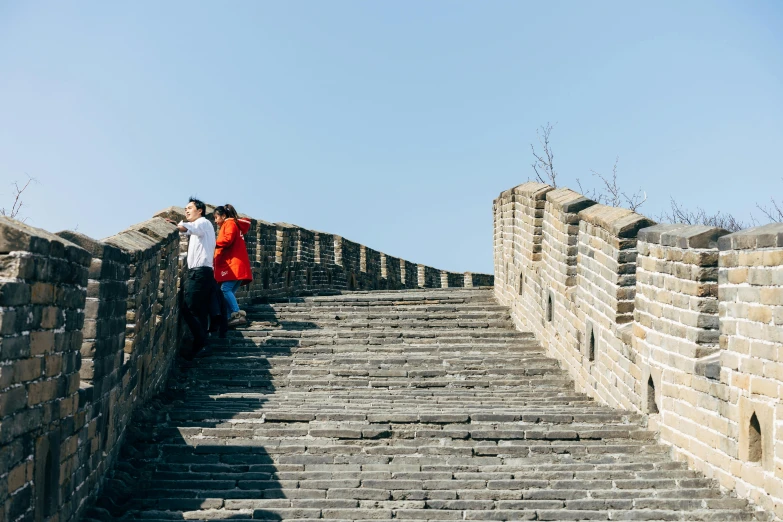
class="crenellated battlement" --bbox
[494,181,783,517]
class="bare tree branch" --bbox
[658,197,748,232]
[1,175,37,222]
[576,177,598,202]
[585,157,647,212]
[527,122,781,230]
[530,123,557,187]
[756,178,783,223]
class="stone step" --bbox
[245,312,513,321]
[261,289,495,303]
[256,308,514,319]
[198,347,545,358]
[224,330,535,340]
[200,344,544,355]
[246,306,512,315]
[136,425,657,444]
[179,368,569,379]
[117,511,760,522]
[153,406,640,423]
[145,467,706,482]
[185,362,563,373]
[259,312,511,322]
[265,292,498,303]
[166,380,577,391]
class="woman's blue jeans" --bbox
[221,280,242,317]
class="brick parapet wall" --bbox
[0,206,492,522]
[716,224,783,512]
[494,182,783,517]
[0,218,90,522]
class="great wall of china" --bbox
[0,185,781,521]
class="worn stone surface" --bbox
[83,288,765,521]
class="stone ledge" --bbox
[510,182,554,200]
[103,229,163,257]
[638,224,728,249]
[0,216,90,265]
[579,205,655,239]
[546,188,596,214]
[152,206,186,222]
[129,218,179,242]
[718,223,783,251]
[56,231,129,264]
[275,222,301,230]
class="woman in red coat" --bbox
[213,204,253,326]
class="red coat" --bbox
[214,218,253,284]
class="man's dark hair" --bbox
[189,197,207,217]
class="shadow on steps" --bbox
[82,304,309,522]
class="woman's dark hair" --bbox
[188,197,207,217]
[214,204,239,220]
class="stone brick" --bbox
[7,461,27,492]
[28,331,54,356]
[0,282,30,306]
[12,358,42,384]
[0,335,30,360]
[27,379,57,406]
[0,386,27,417]
[30,282,54,305]
[40,306,60,329]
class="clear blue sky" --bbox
[1,1,781,274]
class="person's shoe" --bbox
[228,312,247,327]
[238,310,247,318]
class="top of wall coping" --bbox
[0,216,90,265]
[153,206,186,222]
[275,222,301,230]
[718,223,783,250]
[579,205,656,239]
[129,218,179,242]
[103,228,164,256]
[311,229,335,237]
[546,188,596,214]
[56,230,129,263]
[510,182,554,200]
[637,223,729,249]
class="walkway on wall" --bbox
[84,288,768,521]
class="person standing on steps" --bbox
[168,197,220,360]
[214,204,253,327]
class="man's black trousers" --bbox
[181,266,220,352]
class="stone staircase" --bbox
[84,288,768,521]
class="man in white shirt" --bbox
[172,198,222,359]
